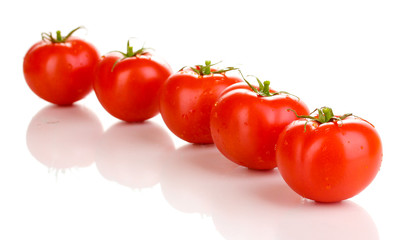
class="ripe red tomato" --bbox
[276,107,383,202]
[210,75,309,170]
[159,61,242,144]
[23,27,99,105]
[94,41,172,122]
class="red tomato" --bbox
[94,41,172,122]
[276,107,383,202]
[159,61,242,144]
[23,27,99,105]
[210,75,309,170]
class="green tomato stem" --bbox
[262,81,271,96]
[56,31,62,42]
[186,60,239,76]
[238,70,299,100]
[126,41,134,57]
[110,40,153,72]
[41,26,84,43]
[289,107,355,131]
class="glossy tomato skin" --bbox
[23,38,99,105]
[210,82,309,170]
[94,52,172,122]
[276,117,383,202]
[159,69,242,144]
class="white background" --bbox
[1,0,406,239]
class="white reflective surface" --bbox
[1,1,407,239]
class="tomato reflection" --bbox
[26,105,103,171]
[95,121,175,189]
[158,145,379,240]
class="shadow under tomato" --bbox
[158,144,379,240]
[210,169,379,240]
[94,121,175,189]
[26,105,380,240]
[26,104,103,172]
[272,200,379,240]
[159,144,242,214]
[206,165,300,240]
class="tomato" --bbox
[159,61,242,144]
[94,41,172,122]
[275,107,383,202]
[23,27,99,105]
[210,74,309,170]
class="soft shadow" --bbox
[94,121,175,189]
[27,105,379,240]
[159,144,379,240]
[160,144,242,214]
[26,104,103,171]
[272,200,379,240]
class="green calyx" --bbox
[41,26,83,43]
[115,40,151,58]
[183,60,239,76]
[289,107,354,131]
[110,40,152,71]
[238,70,299,99]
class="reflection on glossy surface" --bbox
[159,145,379,240]
[25,106,380,240]
[273,200,379,240]
[211,169,379,240]
[160,144,240,214]
[210,168,301,240]
[95,121,175,189]
[26,105,103,171]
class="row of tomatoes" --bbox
[23,27,382,203]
